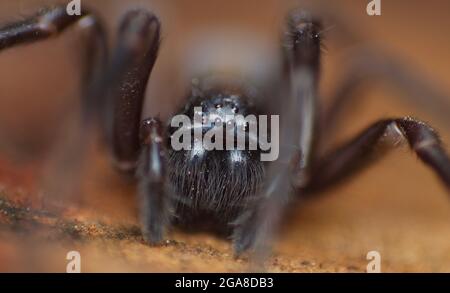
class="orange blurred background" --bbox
[0,0,449,272]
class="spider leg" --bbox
[103,11,169,243]
[319,47,450,147]
[0,6,107,122]
[232,11,322,257]
[138,118,173,244]
[0,7,87,50]
[103,10,160,172]
[304,117,450,194]
[0,6,107,204]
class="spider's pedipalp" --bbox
[138,117,173,244]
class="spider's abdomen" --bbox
[168,148,264,222]
[167,85,265,224]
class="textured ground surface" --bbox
[0,0,450,272]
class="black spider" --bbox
[1,5,449,257]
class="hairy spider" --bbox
[1,5,449,256]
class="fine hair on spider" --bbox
[0,4,450,262]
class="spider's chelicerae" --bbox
[1,5,450,256]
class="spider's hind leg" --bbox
[318,47,450,149]
[304,117,450,193]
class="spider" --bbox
[0,4,449,257]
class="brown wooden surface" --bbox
[0,0,449,272]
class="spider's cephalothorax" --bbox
[1,6,450,256]
[167,80,265,228]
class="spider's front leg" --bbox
[232,11,322,256]
[105,10,160,171]
[105,10,172,243]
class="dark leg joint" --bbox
[395,118,450,186]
